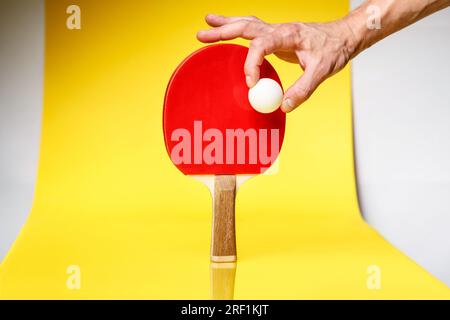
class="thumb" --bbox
[281,67,320,113]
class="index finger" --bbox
[197,20,267,43]
[205,14,259,27]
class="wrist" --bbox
[339,13,365,59]
[338,7,377,59]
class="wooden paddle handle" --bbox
[211,175,237,262]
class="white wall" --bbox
[351,0,450,285]
[0,0,44,261]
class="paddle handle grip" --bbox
[211,175,237,262]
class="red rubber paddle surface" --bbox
[163,44,285,175]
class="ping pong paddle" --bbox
[163,44,285,262]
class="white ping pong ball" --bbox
[248,78,283,114]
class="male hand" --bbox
[197,14,356,112]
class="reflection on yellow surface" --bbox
[0,0,449,299]
[210,262,237,300]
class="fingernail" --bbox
[281,98,293,112]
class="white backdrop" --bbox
[351,0,450,285]
[0,0,44,261]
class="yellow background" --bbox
[0,0,449,299]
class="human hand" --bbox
[197,14,357,112]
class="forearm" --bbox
[343,0,450,58]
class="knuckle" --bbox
[239,20,251,29]
[293,85,312,99]
[250,37,265,49]
[276,23,299,36]
[262,36,275,53]
[244,64,254,75]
